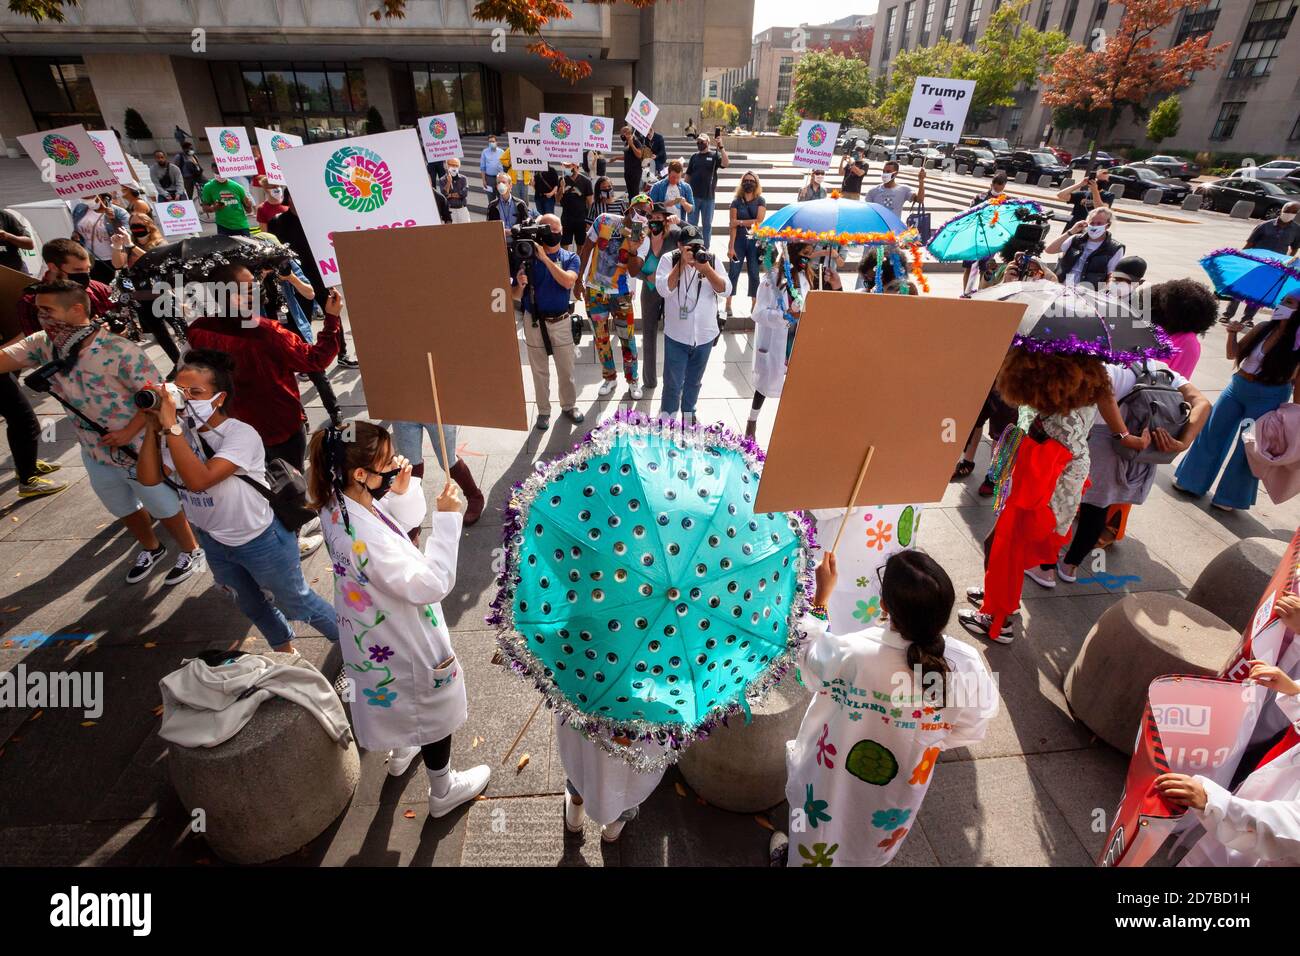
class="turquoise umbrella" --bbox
[489,411,817,771]
[927,198,1045,262]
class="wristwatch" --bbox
[1112,430,1130,441]
[166,422,183,437]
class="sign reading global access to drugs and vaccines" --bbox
[87,130,135,187]
[157,200,202,237]
[625,91,658,137]
[525,117,541,135]
[205,126,259,178]
[540,113,583,164]
[792,119,841,170]
[508,133,549,172]
[18,125,121,201]
[902,77,977,145]
[583,116,613,152]
[254,128,303,186]
[275,128,441,288]
[417,112,464,163]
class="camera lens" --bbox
[133,388,160,410]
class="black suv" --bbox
[952,146,999,175]
[998,149,1069,185]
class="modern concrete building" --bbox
[717,15,874,130]
[0,0,753,150]
[869,0,1300,157]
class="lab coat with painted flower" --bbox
[321,479,468,751]
[786,613,998,866]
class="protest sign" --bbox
[87,130,135,187]
[204,126,259,178]
[333,220,526,430]
[508,133,548,172]
[254,128,303,186]
[17,125,120,201]
[901,77,976,145]
[792,120,841,170]
[0,264,33,341]
[525,117,541,135]
[625,91,658,136]
[417,112,464,163]
[156,199,202,237]
[582,116,613,152]
[540,113,583,164]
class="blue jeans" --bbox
[216,224,250,237]
[198,521,339,648]
[536,196,556,216]
[392,421,458,471]
[660,335,716,416]
[689,196,717,245]
[1174,373,1292,509]
[727,234,760,299]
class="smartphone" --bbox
[715,126,722,139]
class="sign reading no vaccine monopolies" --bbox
[901,77,976,144]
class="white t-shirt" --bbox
[76,210,114,260]
[1106,361,1187,400]
[163,417,274,546]
[864,181,913,215]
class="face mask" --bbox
[367,466,400,499]
[1276,305,1296,322]
[698,143,708,152]
[649,221,665,235]
[497,182,510,194]
[488,142,497,150]
[544,231,563,247]
[448,167,460,176]
[185,393,224,426]
[600,190,612,200]
[64,271,91,288]
[268,190,284,203]
[1281,213,1297,223]
[1086,224,1107,239]
[881,171,895,184]
[130,225,150,239]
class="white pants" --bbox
[450,207,471,224]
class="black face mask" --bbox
[130,225,150,239]
[367,466,400,499]
[544,230,563,247]
[649,221,665,235]
[64,272,91,288]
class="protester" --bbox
[654,233,730,424]
[255,185,290,228]
[725,172,766,318]
[864,161,924,217]
[747,243,812,439]
[619,125,647,197]
[582,148,607,181]
[173,141,205,198]
[479,134,504,195]
[71,193,129,283]
[441,158,472,224]
[487,171,528,230]
[1151,278,1220,380]
[644,124,668,180]
[499,145,531,205]
[557,162,593,250]
[200,166,253,237]
[16,239,112,335]
[587,177,626,225]
[512,211,584,429]
[648,159,694,224]
[685,132,728,244]
[149,149,185,202]
[578,197,650,400]
[0,280,203,584]
[838,142,868,200]
[975,170,1009,204]
[771,551,996,867]
[637,203,680,390]
[1174,293,1300,512]
[0,206,34,271]
[308,420,490,815]
[796,169,827,203]
[136,351,339,652]
[256,251,342,427]
[1045,207,1124,286]
[0,356,63,497]
[559,716,667,842]
[110,213,165,269]
[533,164,561,217]
[1057,167,1114,232]
[119,183,153,220]
[1221,202,1300,327]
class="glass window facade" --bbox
[902,1,917,49]
[1174,0,1222,44]
[882,7,898,61]
[1037,0,1053,29]
[942,0,956,38]
[11,56,104,131]
[216,61,369,142]
[392,61,502,134]
[1211,100,1246,139]
[964,0,984,44]
[922,0,936,41]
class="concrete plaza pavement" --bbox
[0,152,1294,867]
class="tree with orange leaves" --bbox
[1039,0,1229,143]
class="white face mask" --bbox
[185,393,223,427]
[881,171,895,184]
[1086,224,1107,239]
[1276,305,1296,322]
[497,182,510,194]
[1281,212,1297,223]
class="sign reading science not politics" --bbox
[276,128,441,288]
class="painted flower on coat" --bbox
[332,562,348,577]
[864,520,894,551]
[803,783,832,829]
[363,686,398,707]
[351,540,368,556]
[341,580,372,613]
[871,807,912,832]
[368,644,393,663]
[797,841,838,867]
[856,576,870,588]
[816,723,837,768]
[877,826,909,851]
[852,597,881,624]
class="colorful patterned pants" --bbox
[585,287,639,383]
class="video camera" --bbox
[507,219,552,275]
[1002,208,1051,259]
[671,224,713,267]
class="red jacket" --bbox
[186,314,340,446]
[16,278,113,336]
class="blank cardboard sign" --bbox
[332,221,527,430]
[753,291,1024,514]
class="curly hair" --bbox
[1150,278,1219,336]
[995,349,1112,417]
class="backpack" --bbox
[1114,361,1191,464]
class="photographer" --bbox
[619,125,648,197]
[839,142,869,201]
[1045,207,1124,287]
[512,213,585,431]
[654,229,731,425]
[135,351,339,652]
[256,249,342,428]
[648,159,695,221]
[637,203,680,389]
[1056,167,1114,232]
[0,280,203,586]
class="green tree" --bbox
[701,98,739,129]
[846,105,894,135]
[778,105,802,136]
[731,78,759,127]
[365,106,387,134]
[123,108,152,141]
[789,50,875,124]
[1146,94,1181,143]
[7,0,76,20]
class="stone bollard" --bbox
[1110,183,1126,201]
[1230,200,1254,219]
[1015,171,1029,184]
[167,652,360,864]
[678,671,810,813]
[1143,187,1164,205]
[1038,174,1054,188]
[1181,193,1203,211]
[1186,536,1288,635]
[1065,593,1240,751]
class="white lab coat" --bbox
[1180,693,1300,867]
[785,612,998,866]
[750,269,808,397]
[554,716,669,825]
[321,480,467,751]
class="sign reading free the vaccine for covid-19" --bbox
[275,128,441,288]
[901,77,976,145]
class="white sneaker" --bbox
[387,746,420,777]
[601,819,627,842]
[299,533,324,559]
[1024,566,1056,589]
[301,516,322,536]
[629,383,644,401]
[427,764,490,818]
[598,378,617,397]
[1056,561,1078,583]
[564,791,585,833]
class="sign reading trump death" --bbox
[254,127,303,186]
[540,113,583,164]
[275,128,441,288]
[204,126,259,178]
[508,132,548,172]
[582,116,613,152]
[624,91,658,136]
[18,125,120,201]
[901,77,976,144]
[417,112,464,162]
[157,199,202,237]
[792,119,841,170]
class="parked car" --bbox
[998,149,1070,185]
[867,135,898,158]
[908,146,946,165]
[1229,159,1300,181]
[1044,145,1073,166]
[1196,176,1300,217]
[959,135,1013,164]
[1131,155,1200,180]
[1105,164,1192,204]
[952,146,998,174]
[1070,150,1119,169]
[836,126,871,153]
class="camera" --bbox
[1003,208,1050,259]
[672,224,713,267]
[133,382,187,411]
[507,220,553,272]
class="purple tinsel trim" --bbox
[1200,247,1300,309]
[1012,325,1174,364]
[927,199,1045,258]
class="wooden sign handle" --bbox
[829,445,875,555]
[501,697,543,765]
[426,352,452,475]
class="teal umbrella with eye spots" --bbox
[489,412,818,772]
